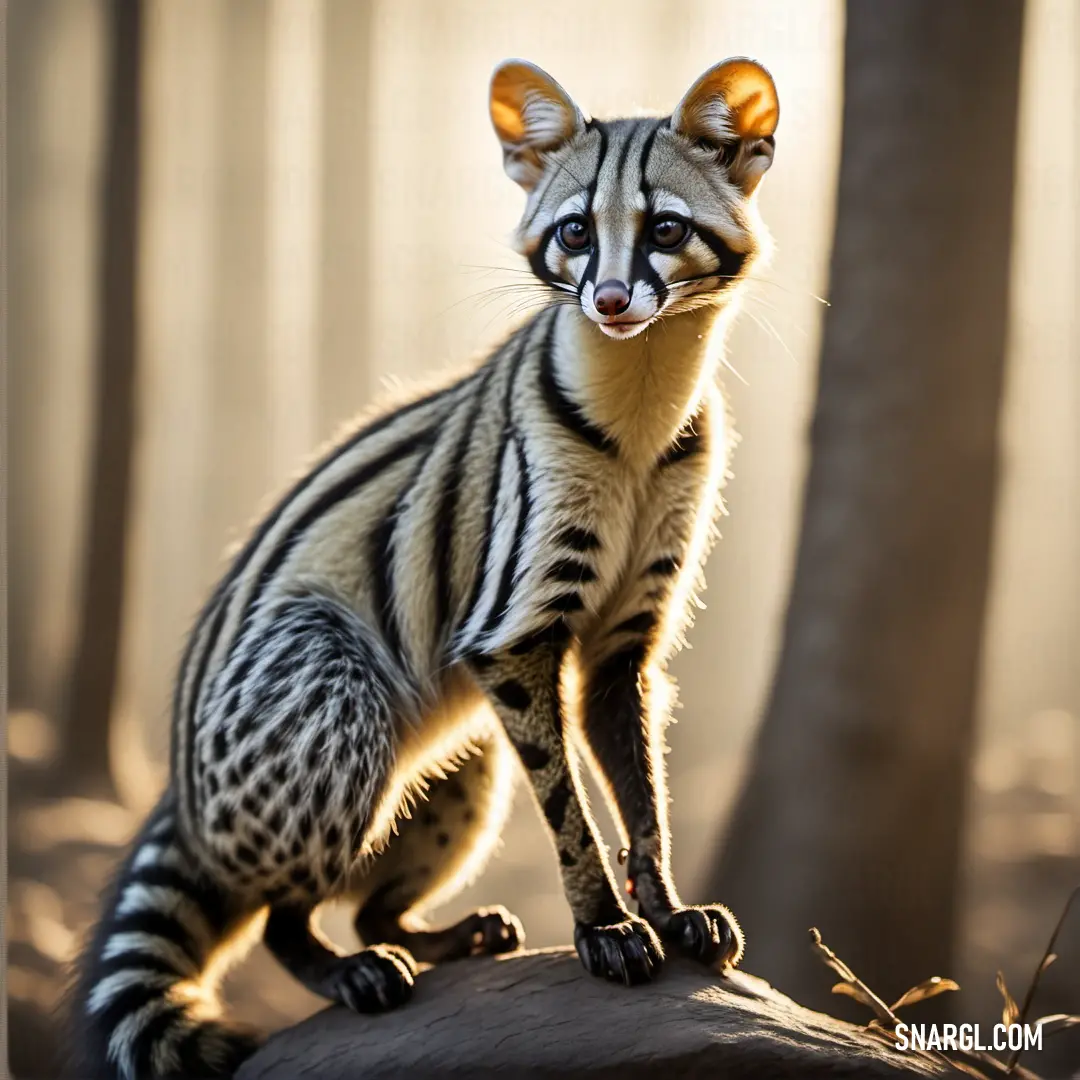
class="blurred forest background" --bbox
[6,1,1079,1077]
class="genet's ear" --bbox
[672,57,779,195]
[490,59,586,192]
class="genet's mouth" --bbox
[596,317,652,339]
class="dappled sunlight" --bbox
[16,797,138,852]
[9,881,80,965]
[109,704,170,814]
[8,709,60,765]
[6,965,65,1012]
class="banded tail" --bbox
[70,796,261,1079]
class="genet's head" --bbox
[490,58,779,339]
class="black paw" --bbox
[327,944,416,1013]
[464,905,525,956]
[660,905,743,968]
[574,916,663,986]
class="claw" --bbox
[574,917,663,986]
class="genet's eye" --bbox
[650,218,688,250]
[558,217,591,253]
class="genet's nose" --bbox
[593,280,631,317]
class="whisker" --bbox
[479,298,549,334]
[458,264,542,277]
[744,274,830,306]
[755,311,799,364]
[718,352,749,386]
[751,311,803,365]
[742,309,796,367]
[667,269,830,308]
[742,291,815,346]
[433,280,566,322]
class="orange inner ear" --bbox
[724,84,779,141]
[683,60,779,142]
[491,98,526,142]
[490,62,579,149]
[717,62,778,140]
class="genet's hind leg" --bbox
[194,592,417,1014]
[264,903,417,1013]
[354,735,524,964]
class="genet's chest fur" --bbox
[472,378,726,659]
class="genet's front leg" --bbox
[468,628,663,985]
[582,640,744,969]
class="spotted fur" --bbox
[72,56,778,1078]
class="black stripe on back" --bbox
[235,434,431,645]
[538,315,616,455]
[456,330,532,639]
[481,433,533,638]
[433,365,495,635]
[371,421,445,665]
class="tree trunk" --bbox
[59,0,142,795]
[708,0,1025,1011]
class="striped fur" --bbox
[72,57,779,1077]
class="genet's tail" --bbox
[69,795,261,1079]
